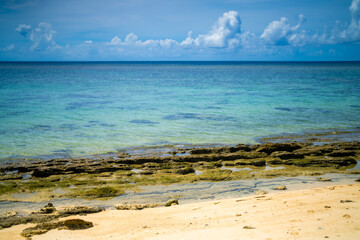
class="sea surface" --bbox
[0,61,360,160]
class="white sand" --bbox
[2,183,360,240]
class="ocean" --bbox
[0,61,359,160]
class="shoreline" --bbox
[1,183,359,240]
[2,128,360,162]
[0,135,359,203]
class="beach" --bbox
[0,62,360,239]
[1,183,359,240]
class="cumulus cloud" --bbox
[180,11,244,48]
[311,0,360,44]
[342,0,360,42]
[260,14,306,46]
[10,1,360,60]
[16,22,59,51]
[105,10,250,56]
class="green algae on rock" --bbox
[0,140,359,202]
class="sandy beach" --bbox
[2,183,359,240]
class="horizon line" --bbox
[1,60,360,63]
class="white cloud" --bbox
[311,0,360,44]
[2,43,15,51]
[16,24,32,38]
[16,22,59,51]
[10,2,360,60]
[181,11,243,48]
[260,15,306,46]
[109,35,122,45]
[342,0,360,42]
[105,10,249,56]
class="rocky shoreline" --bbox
[0,136,359,202]
[1,141,360,178]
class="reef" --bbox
[0,138,359,202]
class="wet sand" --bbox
[2,183,359,240]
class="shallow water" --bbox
[0,62,360,160]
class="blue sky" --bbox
[0,0,360,61]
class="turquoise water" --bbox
[0,62,360,160]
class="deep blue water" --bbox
[0,61,360,160]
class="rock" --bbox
[0,214,58,229]
[270,151,304,159]
[0,211,18,218]
[255,190,267,195]
[355,179,360,182]
[189,148,213,155]
[140,170,154,175]
[116,203,161,210]
[273,185,287,190]
[175,167,195,175]
[317,177,331,182]
[62,219,93,230]
[233,159,266,166]
[294,145,336,156]
[21,219,93,238]
[256,143,302,154]
[243,225,255,229]
[40,203,56,214]
[165,199,179,207]
[326,150,356,157]
[33,168,64,178]
[57,206,103,216]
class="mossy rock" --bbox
[273,185,287,190]
[69,186,125,199]
[317,177,331,182]
[165,199,179,207]
[174,167,195,175]
[21,219,93,238]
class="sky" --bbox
[0,0,360,61]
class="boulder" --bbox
[40,203,56,214]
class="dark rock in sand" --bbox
[0,205,102,230]
[165,199,179,207]
[0,214,58,229]
[21,219,93,239]
[116,203,161,210]
[273,185,287,190]
[57,206,103,216]
[317,177,331,182]
[40,203,56,214]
